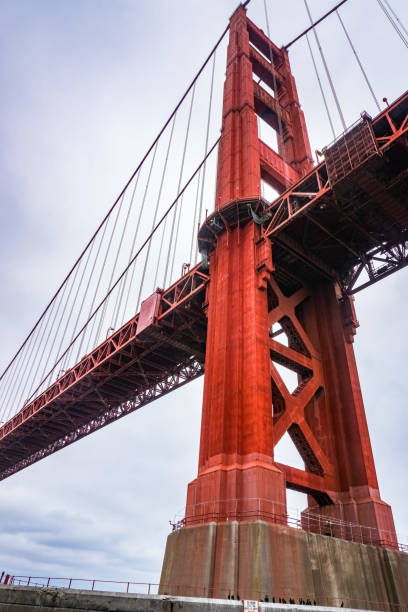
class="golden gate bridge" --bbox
[1,0,408,607]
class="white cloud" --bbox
[1,0,407,585]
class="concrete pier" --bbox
[160,522,408,610]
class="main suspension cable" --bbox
[25,137,221,408]
[0,19,230,388]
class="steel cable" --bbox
[168,83,197,284]
[336,10,380,112]
[135,111,178,312]
[163,83,197,287]
[305,33,336,139]
[377,0,408,48]
[0,21,230,398]
[121,142,159,321]
[195,51,217,263]
[24,138,220,407]
[264,0,291,191]
[304,0,347,131]
[383,0,408,39]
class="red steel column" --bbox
[186,6,285,524]
[301,286,397,545]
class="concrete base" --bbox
[159,521,408,611]
[0,586,382,612]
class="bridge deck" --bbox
[265,90,408,295]
[0,266,209,480]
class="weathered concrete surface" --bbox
[159,522,408,611]
[0,586,380,612]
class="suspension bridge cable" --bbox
[121,143,159,323]
[57,247,94,375]
[0,20,230,388]
[111,171,147,330]
[195,52,217,263]
[110,168,143,338]
[24,137,221,408]
[75,220,111,363]
[188,167,202,267]
[304,0,347,132]
[0,334,31,421]
[93,192,128,347]
[305,33,336,139]
[284,0,349,49]
[168,84,197,285]
[383,0,408,38]
[264,0,291,190]
[62,239,97,372]
[94,191,130,343]
[336,10,380,112]
[376,0,408,49]
[37,271,72,390]
[164,82,198,288]
[5,316,46,422]
[135,107,178,313]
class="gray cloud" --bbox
[1,0,407,586]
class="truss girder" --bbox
[0,265,209,480]
[263,91,408,294]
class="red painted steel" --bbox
[0,3,406,561]
[185,4,403,549]
[0,265,209,481]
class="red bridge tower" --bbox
[160,5,401,603]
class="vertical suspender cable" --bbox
[168,83,197,284]
[121,142,159,320]
[304,0,347,132]
[264,0,291,190]
[135,110,178,312]
[25,137,221,408]
[164,83,198,287]
[305,33,336,139]
[75,219,110,362]
[336,11,380,112]
[383,0,408,38]
[188,167,202,266]
[0,21,231,418]
[195,51,217,263]
[93,193,127,345]
[376,0,408,49]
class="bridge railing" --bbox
[171,497,408,554]
[4,575,408,611]
[7,576,159,594]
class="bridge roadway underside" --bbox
[0,91,407,482]
[0,267,209,480]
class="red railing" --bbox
[170,498,408,554]
[6,576,159,594]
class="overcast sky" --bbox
[0,0,407,589]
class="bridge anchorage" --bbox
[1,1,408,610]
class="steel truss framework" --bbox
[262,90,408,295]
[0,266,209,480]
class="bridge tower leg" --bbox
[160,5,403,605]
